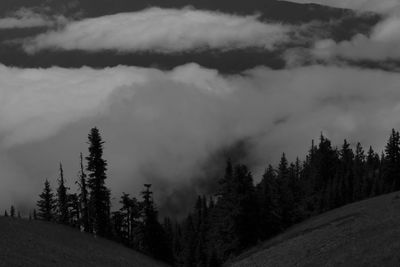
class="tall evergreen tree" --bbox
[276,154,296,227]
[37,180,56,221]
[77,152,90,232]
[140,184,173,263]
[56,163,69,224]
[182,214,196,267]
[119,193,141,247]
[211,161,258,261]
[353,142,365,200]
[366,146,381,197]
[256,165,281,240]
[68,193,81,227]
[383,129,400,192]
[339,140,354,205]
[10,205,15,218]
[86,127,111,237]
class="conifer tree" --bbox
[140,184,173,263]
[211,161,258,261]
[4,210,8,217]
[68,193,81,227]
[37,179,56,221]
[194,196,208,267]
[77,152,90,232]
[257,165,281,240]
[33,209,37,220]
[56,163,69,224]
[277,153,296,226]
[317,136,339,211]
[383,129,400,192]
[210,160,238,260]
[353,142,365,200]
[163,217,175,262]
[10,206,15,218]
[119,193,141,247]
[182,214,196,267]
[172,222,184,265]
[339,140,354,205]
[86,127,111,237]
[366,146,380,197]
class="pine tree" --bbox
[119,193,141,247]
[68,193,80,227]
[353,142,365,200]
[383,129,400,192]
[172,222,184,265]
[182,215,196,267]
[37,180,56,221]
[210,160,238,260]
[86,127,111,237]
[33,209,37,220]
[140,184,173,263]
[339,140,354,205]
[163,217,175,263]
[211,161,258,261]
[10,206,15,218]
[317,136,339,211]
[57,163,69,225]
[4,210,8,217]
[277,153,296,227]
[194,196,208,267]
[257,165,281,240]
[366,146,380,197]
[77,153,90,232]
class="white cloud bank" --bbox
[2,63,400,213]
[24,7,289,53]
[0,8,63,29]
[314,15,400,61]
[279,0,400,14]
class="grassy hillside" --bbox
[0,217,169,267]
[231,192,400,267]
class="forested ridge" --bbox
[6,128,400,266]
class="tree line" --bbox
[164,129,400,266]
[13,128,400,266]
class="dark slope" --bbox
[0,217,169,267]
[231,191,400,267]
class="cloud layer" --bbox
[3,63,400,214]
[24,7,289,53]
[0,8,62,29]
[313,14,400,61]
[280,0,400,14]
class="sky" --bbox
[1,0,400,217]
